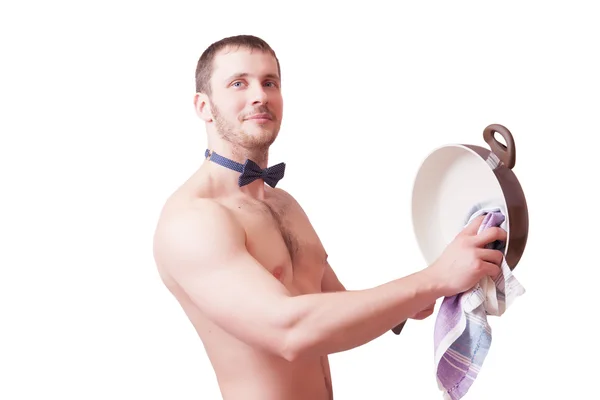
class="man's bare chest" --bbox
[223,194,327,293]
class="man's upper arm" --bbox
[153,200,293,356]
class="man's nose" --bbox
[250,84,268,105]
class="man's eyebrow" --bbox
[224,72,248,82]
[263,73,280,82]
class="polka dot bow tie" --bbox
[205,149,286,188]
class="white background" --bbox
[1,1,598,399]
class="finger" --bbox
[461,215,486,236]
[482,261,501,280]
[424,303,436,314]
[412,308,434,320]
[411,302,435,319]
[474,226,507,247]
[477,248,504,266]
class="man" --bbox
[152,35,506,400]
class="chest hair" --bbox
[239,195,299,262]
[263,201,299,261]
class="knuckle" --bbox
[486,227,500,237]
[470,258,483,270]
[497,250,505,263]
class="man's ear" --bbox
[193,92,213,122]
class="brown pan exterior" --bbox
[464,123,529,270]
[392,124,528,336]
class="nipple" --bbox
[272,267,283,281]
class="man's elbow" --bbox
[254,297,321,362]
[279,331,301,362]
[278,325,320,362]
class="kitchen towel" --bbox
[433,206,525,400]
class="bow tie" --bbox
[205,149,286,188]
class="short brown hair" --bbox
[195,35,281,95]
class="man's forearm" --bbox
[281,269,442,360]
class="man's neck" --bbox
[203,143,270,199]
[209,143,269,169]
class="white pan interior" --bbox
[411,145,509,266]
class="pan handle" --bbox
[483,124,516,169]
[392,321,406,335]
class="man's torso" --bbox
[157,179,334,400]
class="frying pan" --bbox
[392,123,528,335]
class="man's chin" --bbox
[245,127,278,142]
[245,119,275,129]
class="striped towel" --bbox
[433,207,525,400]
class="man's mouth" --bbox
[246,113,273,121]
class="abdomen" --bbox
[201,326,331,400]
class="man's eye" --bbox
[232,81,244,87]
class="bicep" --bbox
[154,203,293,355]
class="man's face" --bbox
[207,47,283,150]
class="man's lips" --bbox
[245,113,273,121]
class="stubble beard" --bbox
[210,100,279,164]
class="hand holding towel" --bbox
[433,207,525,400]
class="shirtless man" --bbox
[152,35,507,400]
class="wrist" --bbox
[419,263,447,299]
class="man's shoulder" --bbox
[153,197,248,279]
[271,187,301,206]
[271,187,310,216]
[155,197,243,250]
[157,196,237,234]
